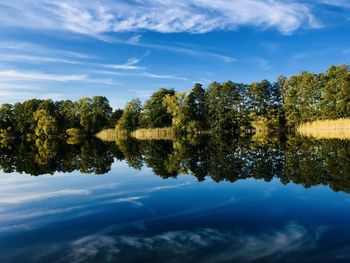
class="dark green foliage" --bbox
[187,83,207,129]
[1,96,114,138]
[117,98,142,132]
[142,88,175,128]
[206,81,246,133]
[110,109,124,127]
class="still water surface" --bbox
[0,136,350,262]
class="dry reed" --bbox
[131,127,176,140]
[298,118,350,140]
[95,129,128,141]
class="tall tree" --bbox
[33,109,58,137]
[320,65,350,119]
[206,81,243,133]
[282,72,321,127]
[117,98,142,132]
[142,88,175,128]
[187,83,207,129]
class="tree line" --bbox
[0,96,123,139]
[117,64,350,134]
[1,64,349,139]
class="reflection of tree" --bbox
[116,138,143,170]
[0,138,115,176]
[282,136,350,192]
[2,134,350,194]
[141,140,177,178]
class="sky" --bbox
[0,0,349,108]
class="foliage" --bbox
[33,109,58,137]
[142,88,175,128]
[116,98,142,132]
[206,81,245,133]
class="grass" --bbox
[298,118,350,140]
[96,127,176,141]
[131,128,176,140]
[95,129,128,141]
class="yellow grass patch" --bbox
[131,128,176,140]
[298,118,350,140]
[96,127,176,141]
[95,129,128,141]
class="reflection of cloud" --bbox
[110,196,147,206]
[0,189,89,204]
[60,223,322,263]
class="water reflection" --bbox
[1,136,350,262]
[1,135,350,193]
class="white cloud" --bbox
[0,70,87,82]
[93,70,188,81]
[0,0,318,35]
[102,57,145,70]
[321,0,350,8]
[0,54,81,65]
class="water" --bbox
[1,135,350,262]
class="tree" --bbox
[187,83,207,129]
[206,81,244,133]
[282,72,321,127]
[320,65,350,119]
[0,104,14,130]
[13,99,42,135]
[142,88,175,128]
[117,98,142,132]
[33,109,58,137]
[247,80,272,117]
[58,100,79,130]
[110,109,124,127]
[76,96,112,133]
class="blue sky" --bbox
[0,0,349,108]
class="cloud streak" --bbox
[0,0,318,35]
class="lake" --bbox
[1,135,350,263]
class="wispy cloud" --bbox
[0,54,82,65]
[93,70,188,81]
[321,0,350,8]
[0,70,87,82]
[102,58,145,70]
[0,0,318,35]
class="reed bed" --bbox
[298,118,350,140]
[131,128,176,140]
[95,129,128,141]
[96,127,176,141]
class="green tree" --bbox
[0,104,14,130]
[58,100,79,130]
[187,83,207,129]
[320,65,350,119]
[282,72,321,127]
[76,96,112,133]
[117,98,142,132]
[142,88,175,128]
[13,99,41,135]
[110,108,124,127]
[33,109,58,137]
[206,81,244,133]
[163,92,200,132]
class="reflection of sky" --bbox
[1,160,350,262]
